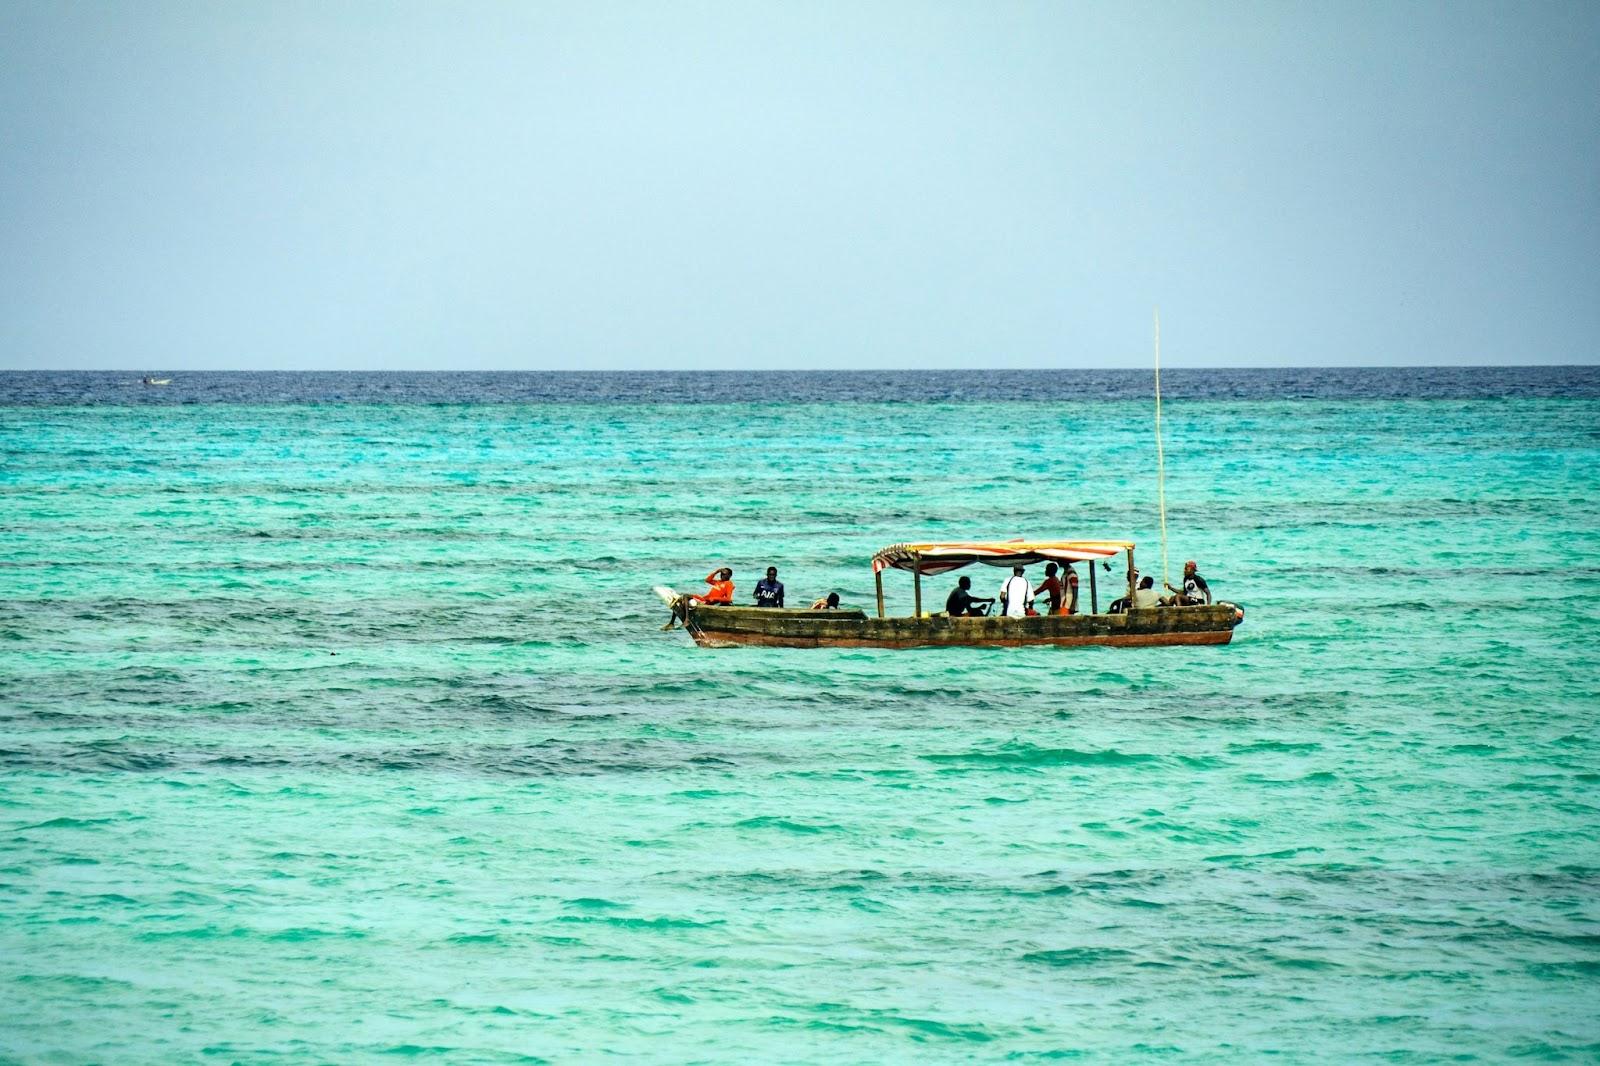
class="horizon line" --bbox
[5,363,1598,374]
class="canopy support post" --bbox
[874,568,885,619]
[913,564,922,619]
[1089,561,1098,615]
[1127,548,1137,611]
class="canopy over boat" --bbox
[871,540,1134,576]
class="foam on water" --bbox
[1,370,1597,1060]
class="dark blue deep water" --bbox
[4,365,1599,406]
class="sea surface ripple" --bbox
[1,369,1597,1061]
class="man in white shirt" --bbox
[998,566,1033,618]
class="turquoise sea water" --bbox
[2,371,1598,1061]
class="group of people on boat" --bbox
[946,560,1076,617]
[1110,561,1211,612]
[692,566,843,611]
[692,559,1213,616]
[947,559,1211,616]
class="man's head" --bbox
[825,592,840,608]
[1044,562,1058,576]
[958,576,971,589]
[1184,560,1197,574]
[766,566,778,580]
[1139,576,1154,589]
[1012,566,1024,575]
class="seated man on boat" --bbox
[944,576,993,616]
[1111,572,1179,612]
[1108,569,1139,613]
[1162,560,1212,606]
[810,592,842,610]
[692,567,735,605]
[753,566,785,608]
[998,566,1033,618]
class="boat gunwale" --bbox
[675,600,1244,649]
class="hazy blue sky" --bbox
[2,1,1595,369]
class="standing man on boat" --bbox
[753,566,785,608]
[1033,562,1081,615]
[1033,563,1063,615]
[1164,560,1212,606]
[999,566,1033,618]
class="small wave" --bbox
[65,746,173,772]
[922,742,1156,769]
[17,816,121,830]
[553,914,722,931]
[1268,953,1344,971]
[1203,846,1326,863]
[1227,740,1323,754]
[14,973,136,990]
[135,924,249,941]
[562,897,626,911]
[267,926,365,942]
[1023,947,1135,967]
[735,815,840,834]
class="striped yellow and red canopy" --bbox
[871,540,1133,576]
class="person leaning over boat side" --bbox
[693,567,735,605]
[753,566,784,608]
[1163,560,1212,606]
[944,576,993,617]
[809,592,841,610]
[998,566,1033,618]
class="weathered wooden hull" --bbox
[674,602,1244,649]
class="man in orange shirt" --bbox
[1033,563,1063,615]
[694,567,734,605]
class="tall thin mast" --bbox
[1154,309,1169,589]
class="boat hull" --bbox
[670,600,1243,649]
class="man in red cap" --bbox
[1164,560,1212,606]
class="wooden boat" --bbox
[657,540,1244,649]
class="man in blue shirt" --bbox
[754,566,785,607]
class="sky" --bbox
[1,1,1596,370]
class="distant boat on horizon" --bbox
[140,376,171,386]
